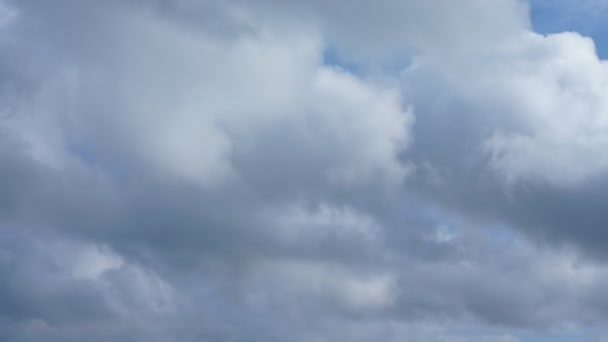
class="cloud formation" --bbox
[2,0,608,341]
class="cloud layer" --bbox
[2,0,608,341]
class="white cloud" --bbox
[3,3,411,187]
[256,259,397,311]
[403,29,608,186]
[4,0,608,341]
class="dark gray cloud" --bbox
[2,0,608,341]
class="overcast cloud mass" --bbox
[2,0,608,341]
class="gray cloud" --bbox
[2,0,608,341]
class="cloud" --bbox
[2,0,608,341]
[439,336,520,342]
[402,27,608,259]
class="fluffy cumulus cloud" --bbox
[2,0,608,341]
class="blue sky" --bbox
[531,0,608,57]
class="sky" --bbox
[2,0,608,341]
[530,0,608,58]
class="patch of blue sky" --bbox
[485,223,518,247]
[322,45,413,78]
[322,45,364,75]
[67,142,133,186]
[68,142,96,166]
[529,0,608,58]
